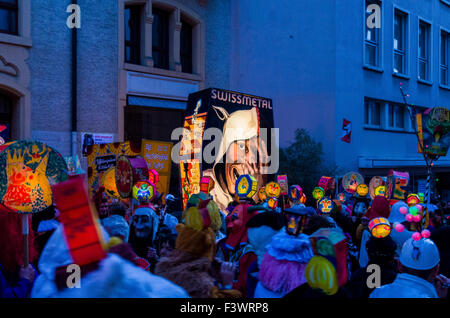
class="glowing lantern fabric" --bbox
[318,197,335,215]
[356,184,369,197]
[374,185,386,197]
[277,175,288,195]
[148,169,159,185]
[132,181,155,202]
[407,194,420,207]
[265,182,281,198]
[312,187,325,201]
[235,174,258,199]
[258,187,267,202]
[416,107,450,157]
[288,185,303,202]
[101,167,120,198]
[385,170,409,201]
[369,217,391,238]
[341,172,363,194]
[0,140,68,213]
[369,176,385,200]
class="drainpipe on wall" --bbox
[71,0,78,157]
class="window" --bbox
[152,7,170,70]
[394,9,408,75]
[125,5,142,64]
[364,0,381,67]
[0,92,13,144]
[441,30,449,86]
[365,98,381,126]
[388,103,405,128]
[418,20,431,81]
[180,19,193,73]
[0,0,18,35]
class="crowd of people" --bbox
[1,176,450,299]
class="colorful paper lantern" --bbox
[258,187,267,202]
[369,176,385,200]
[369,217,391,238]
[265,182,281,198]
[312,187,325,201]
[418,193,425,203]
[318,197,334,215]
[235,174,258,199]
[374,185,386,197]
[288,185,303,202]
[406,194,420,207]
[336,192,346,202]
[101,167,120,198]
[341,172,364,194]
[283,206,310,236]
[200,176,214,195]
[148,169,159,185]
[267,197,278,210]
[356,184,369,197]
[277,175,288,195]
[132,181,155,202]
[300,193,307,204]
[0,140,68,213]
[385,170,409,201]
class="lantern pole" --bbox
[400,85,439,229]
[22,214,29,267]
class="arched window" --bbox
[0,91,15,144]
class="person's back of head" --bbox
[399,237,440,282]
[303,215,333,235]
[366,235,396,266]
[109,202,127,217]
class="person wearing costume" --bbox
[388,200,415,259]
[0,205,37,298]
[358,196,390,268]
[155,199,241,298]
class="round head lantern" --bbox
[235,174,258,200]
[265,182,281,198]
[369,217,391,238]
[312,187,325,201]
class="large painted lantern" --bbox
[179,88,274,211]
[235,174,258,200]
[416,107,450,157]
[369,176,385,200]
[341,172,364,194]
[385,170,409,203]
[369,217,391,238]
[0,140,68,213]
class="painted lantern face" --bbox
[265,182,281,198]
[356,184,369,197]
[312,187,325,201]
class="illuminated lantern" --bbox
[277,175,288,195]
[307,228,348,295]
[418,193,425,203]
[0,140,68,213]
[336,192,346,202]
[406,194,420,207]
[265,182,281,198]
[300,193,307,204]
[369,217,391,238]
[283,206,311,236]
[115,156,149,199]
[132,181,155,202]
[267,197,278,210]
[200,176,214,195]
[101,167,120,198]
[356,184,369,197]
[341,172,364,194]
[318,197,335,215]
[148,169,159,185]
[369,176,385,200]
[258,187,267,202]
[288,185,303,202]
[374,185,386,197]
[235,174,258,199]
[385,170,409,201]
[312,187,325,201]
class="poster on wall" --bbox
[141,140,173,199]
[179,88,275,211]
[82,133,115,157]
[416,107,450,157]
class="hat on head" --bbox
[400,238,440,270]
[102,215,130,242]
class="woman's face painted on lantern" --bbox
[133,210,153,238]
[223,136,268,200]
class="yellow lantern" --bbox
[356,184,369,197]
[101,167,120,198]
[369,217,391,238]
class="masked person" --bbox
[370,237,450,298]
[388,201,415,259]
[128,207,160,271]
[155,199,241,298]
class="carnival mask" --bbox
[133,209,153,239]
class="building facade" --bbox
[1,0,449,198]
